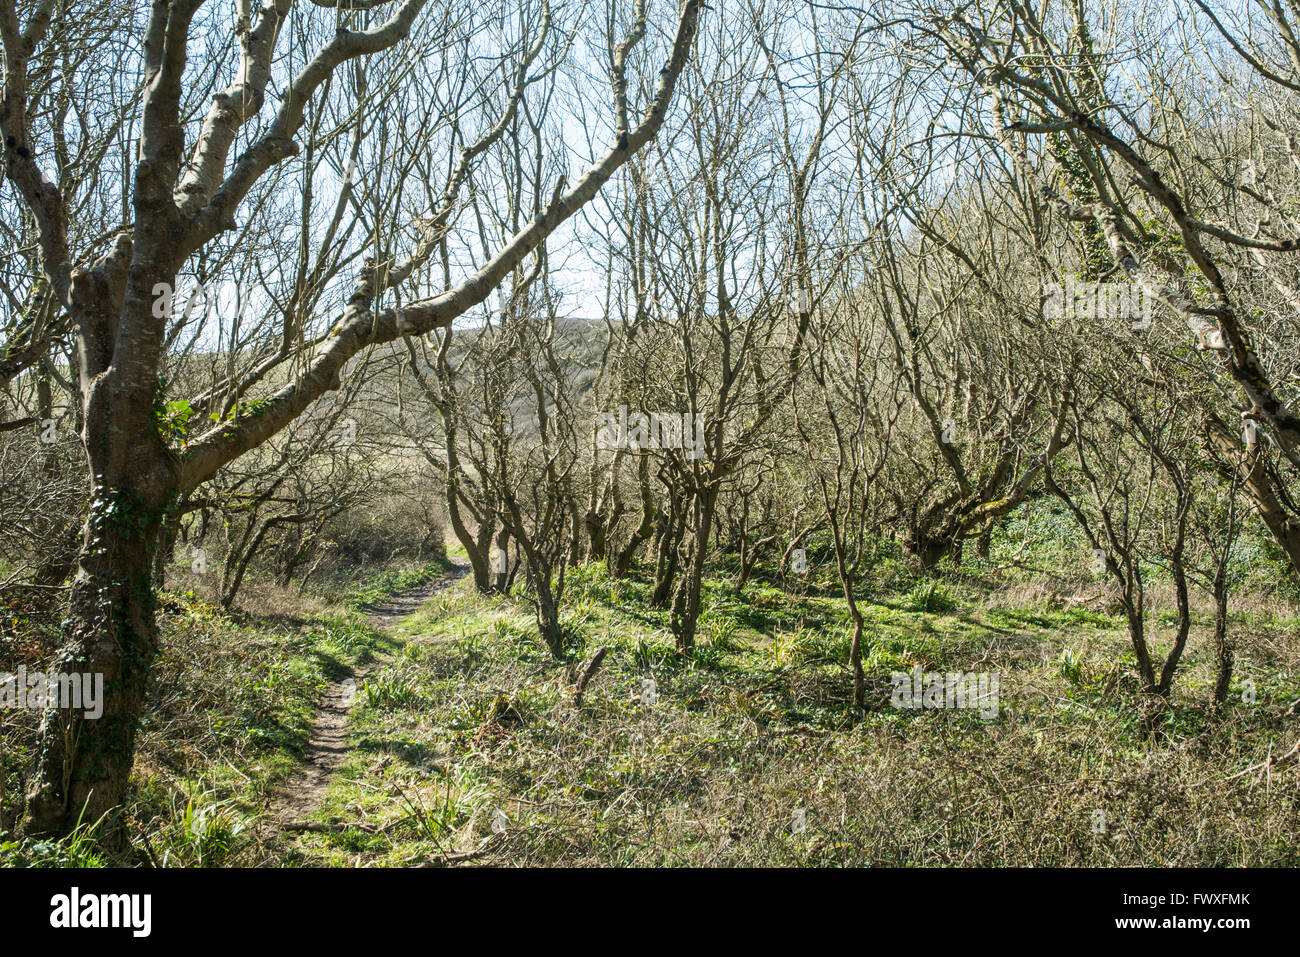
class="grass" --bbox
[266,559,1300,867]
[0,561,427,867]
[3,541,1297,867]
[339,557,456,612]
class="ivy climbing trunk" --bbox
[23,405,176,837]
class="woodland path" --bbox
[265,563,468,830]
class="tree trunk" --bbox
[831,526,867,710]
[436,405,495,593]
[1211,579,1234,709]
[1155,539,1191,696]
[24,472,172,838]
[533,573,565,657]
[23,274,178,834]
[848,607,866,711]
[913,532,949,572]
[584,509,608,565]
[152,495,182,589]
[1123,600,1157,692]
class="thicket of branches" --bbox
[2,0,1298,839]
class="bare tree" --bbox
[2,0,703,836]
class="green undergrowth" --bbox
[272,561,1300,867]
[0,563,433,867]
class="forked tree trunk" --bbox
[613,455,656,578]
[651,512,681,607]
[670,489,717,653]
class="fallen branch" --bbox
[424,847,493,867]
[1225,739,1300,784]
[0,416,37,434]
[281,820,379,834]
[572,647,608,706]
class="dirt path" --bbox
[266,564,467,830]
